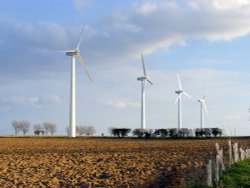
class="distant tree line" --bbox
[109,127,223,138]
[12,120,57,136]
[34,122,57,135]
[66,125,96,136]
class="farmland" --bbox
[0,137,249,187]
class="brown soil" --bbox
[0,137,249,187]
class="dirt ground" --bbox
[0,137,249,187]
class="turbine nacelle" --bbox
[175,90,183,94]
[137,76,153,85]
[137,54,153,85]
[66,50,79,56]
[198,95,208,113]
[137,76,147,81]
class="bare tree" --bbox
[12,120,30,135]
[34,124,44,135]
[85,125,96,136]
[43,123,50,135]
[76,125,86,136]
[20,121,30,135]
[43,122,57,136]
[12,120,21,135]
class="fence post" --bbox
[215,143,220,153]
[240,148,245,161]
[206,159,212,187]
[219,149,225,172]
[233,143,239,162]
[215,154,220,183]
[228,140,233,168]
[246,149,250,158]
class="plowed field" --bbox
[0,137,249,187]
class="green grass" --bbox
[220,158,250,188]
[185,158,250,188]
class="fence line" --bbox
[206,140,250,187]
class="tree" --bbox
[144,129,153,139]
[12,120,30,135]
[212,128,222,137]
[111,128,131,138]
[132,129,145,138]
[169,128,178,138]
[43,122,57,135]
[204,128,212,137]
[12,120,21,135]
[179,128,193,137]
[158,129,169,137]
[34,124,45,135]
[20,121,30,135]
[76,125,86,136]
[195,128,203,137]
[85,125,96,136]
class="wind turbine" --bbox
[65,25,92,138]
[175,74,191,130]
[198,95,208,129]
[137,54,153,129]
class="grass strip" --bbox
[220,158,250,188]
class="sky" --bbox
[0,0,250,136]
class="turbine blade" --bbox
[76,54,93,82]
[183,91,191,98]
[203,94,207,100]
[202,101,208,113]
[141,54,147,77]
[175,93,182,104]
[177,74,182,90]
[146,79,153,85]
[76,24,87,50]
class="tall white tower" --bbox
[175,74,191,130]
[64,25,93,137]
[137,54,153,129]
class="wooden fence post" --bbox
[233,143,239,162]
[240,148,245,161]
[246,149,250,158]
[215,154,220,183]
[228,140,233,168]
[206,159,212,187]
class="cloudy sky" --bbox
[0,0,250,136]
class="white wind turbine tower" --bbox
[137,54,153,129]
[198,95,208,129]
[64,25,92,138]
[175,74,191,130]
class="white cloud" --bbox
[2,96,41,107]
[1,95,62,109]
[78,0,250,64]
[212,0,250,11]
[96,99,140,109]
[73,0,95,11]
[136,2,157,15]
[42,95,62,105]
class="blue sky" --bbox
[0,0,250,136]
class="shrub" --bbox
[111,128,131,138]
[169,128,178,138]
[211,128,222,137]
[153,129,169,137]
